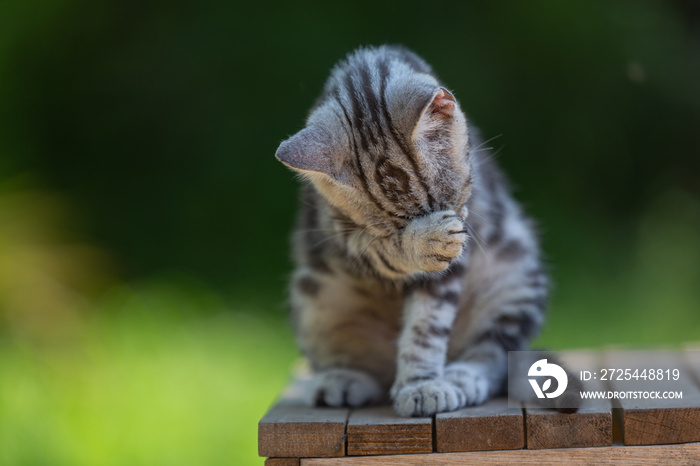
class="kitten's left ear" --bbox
[426,88,456,119]
[275,126,345,182]
[412,87,456,139]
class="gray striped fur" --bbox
[277,46,548,416]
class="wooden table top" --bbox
[259,348,700,464]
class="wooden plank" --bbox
[605,350,700,445]
[526,408,612,450]
[300,442,700,465]
[258,378,349,458]
[526,352,612,449]
[435,398,523,452]
[265,459,300,466]
[346,406,432,456]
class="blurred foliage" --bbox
[0,180,113,344]
[1,0,700,463]
[2,0,698,292]
[0,282,296,465]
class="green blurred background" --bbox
[1,0,699,464]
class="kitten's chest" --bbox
[340,271,404,325]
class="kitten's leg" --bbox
[443,341,507,409]
[309,367,383,408]
[390,268,467,416]
[382,210,472,416]
[442,297,544,411]
[290,268,400,408]
[445,214,549,411]
[392,270,544,417]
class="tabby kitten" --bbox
[275,46,547,417]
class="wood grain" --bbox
[346,406,432,456]
[301,442,700,465]
[258,378,349,458]
[435,398,523,452]
[526,352,612,449]
[604,350,700,445]
[265,458,301,466]
[526,408,612,449]
[260,349,700,461]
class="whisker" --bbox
[303,220,386,252]
[353,232,381,266]
[297,227,357,234]
[355,221,383,237]
[310,231,350,249]
[471,143,505,168]
[465,220,488,257]
[470,146,493,154]
[299,199,317,210]
[465,207,489,223]
[471,133,503,153]
[489,144,505,161]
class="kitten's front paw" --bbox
[444,361,491,406]
[392,378,465,417]
[405,210,467,272]
[308,368,383,408]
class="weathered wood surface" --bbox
[526,352,612,449]
[525,408,612,450]
[604,350,700,446]
[346,406,432,456]
[258,378,349,458]
[265,458,300,466]
[261,347,700,461]
[435,398,523,452]
[300,443,700,465]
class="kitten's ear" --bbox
[425,87,456,119]
[412,87,456,139]
[275,126,344,182]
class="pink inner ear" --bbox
[429,88,455,119]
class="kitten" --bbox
[275,45,548,417]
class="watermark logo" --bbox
[528,359,568,399]
[509,350,693,409]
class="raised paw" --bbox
[392,378,465,417]
[404,210,467,272]
[308,368,383,408]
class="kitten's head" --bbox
[276,46,472,236]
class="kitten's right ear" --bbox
[275,127,345,182]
